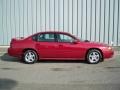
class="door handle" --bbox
[59,44,63,47]
[36,43,40,47]
[36,43,40,45]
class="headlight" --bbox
[101,46,112,50]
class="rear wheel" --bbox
[86,49,102,64]
[23,50,38,64]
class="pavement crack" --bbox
[51,68,71,71]
[105,67,120,69]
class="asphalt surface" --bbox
[0,53,120,90]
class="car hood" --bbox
[79,40,108,47]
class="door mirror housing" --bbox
[72,40,79,44]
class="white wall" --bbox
[0,0,120,46]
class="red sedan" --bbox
[8,31,114,64]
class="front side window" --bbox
[57,34,75,43]
[38,33,55,42]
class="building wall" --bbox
[0,0,120,46]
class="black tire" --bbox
[23,50,38,64]
[86,49,102,64]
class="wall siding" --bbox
[0,0,120,46]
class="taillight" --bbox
[10,39,15,48]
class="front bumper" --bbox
[104,51,114,58]
[103,50,114,59]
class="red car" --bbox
[8,31,114,64]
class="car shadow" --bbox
[0,53,21,63]
[38,59,87,64]
[38,60,87,64]
[0,53,87,64]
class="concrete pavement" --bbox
[0,52,120,90]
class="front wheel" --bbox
[86,49,102,64]
[23,50,38,64]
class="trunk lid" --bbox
[10,37,24,47]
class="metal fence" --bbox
[0,0,120,46]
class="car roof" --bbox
[26,31,78,40]
[37,31,70,35]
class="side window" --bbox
[38,33,55,42]
[58,34,75,43]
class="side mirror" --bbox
[72,40,79,44]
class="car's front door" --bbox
[56,33,82,59]
[35,33,59,58]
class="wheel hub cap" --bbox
[89,52,100,63]
[25,52,35,62]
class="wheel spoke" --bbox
[93,52,96,56]
[31,54,35,58]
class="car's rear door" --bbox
[35,33,59,58]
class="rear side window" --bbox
[32,35,37,41]
[38,33,55,42]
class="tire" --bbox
[86,49,102,64]
[23,50,38,64]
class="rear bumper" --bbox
[8,48,22,58]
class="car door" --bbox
[35,33,59,58]
[56,33,82,59]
